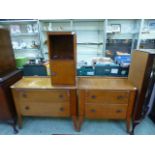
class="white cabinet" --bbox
[0,20,42,59]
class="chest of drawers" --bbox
[11,77,77,130]
[77,77,137,133]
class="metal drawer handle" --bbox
[25,106,30,110]
[91,109,96,113]
[116,109,122,113]
[117,96,124,100]
[59,94,64,99]
[22,93,27,98]
[91,95,96,99]
[60,107,64,112]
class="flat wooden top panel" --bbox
[11,77,77,89]
[78,77,137,90]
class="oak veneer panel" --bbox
[19,90,69,103]
[78,77,136,90]
[86,90,129,104]
[50,60,76,85]
[20,102,70,117]
[11,77,77,89]
[85,103,128,119]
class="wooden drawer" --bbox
[86,90,129,104]
[19,90,69,103]
[20,102,70,117]
[85,103,127,119]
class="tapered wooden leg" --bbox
[72,116,79,131]
[126,118,131,134]
[76,116,84,132]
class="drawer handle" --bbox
[116,109,123,113]
[25,106,30,110]
[91,95,96,99]
[117,96,124,100]
[60,107,64,112]
[59,94,64,99]
[22,93,27,98]
[91,109,96,113]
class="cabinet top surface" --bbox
[11,77,77,89]
[78,77,137,90]
[11,77,137,91]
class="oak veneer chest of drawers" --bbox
[77,77,137,133]
[11,77,77,130]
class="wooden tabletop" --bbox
[78,77,137,90]
[11,76,137,91]
[11,77,77,89]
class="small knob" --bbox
[59,94,64,99]
[22,93,27,98]
[91,95,96,99]
[117,96,124,100]
[52,72,56,76]
[91,109,96,113]
[60,107,64,112]
[25,106,30,110]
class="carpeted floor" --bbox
[0,117,155,135]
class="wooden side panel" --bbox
[128,51,149,91]
[126,90,137,132]
[70,89,77,116]
[12,89,23,128]
[128,50,155,121]
[0,88,12,119]
[78,90,85,117]
[0,29,16,76]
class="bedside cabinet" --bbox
[77,77,137,133]
[11,77,78,130]
[47,32,76,86]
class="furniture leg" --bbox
[72,116,79,131]
[77,116,84,132]
[126,118,131,134]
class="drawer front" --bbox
[86,90,129,104]
[20,102,70,117]
[19,90,69,103]
[85,103,127,119]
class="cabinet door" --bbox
[50,60,76,85]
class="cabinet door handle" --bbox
[91,95,96,99]
[91,109,96,113]
[25,106,30,110]
[60,107,64,112]
[116,109,122,113]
